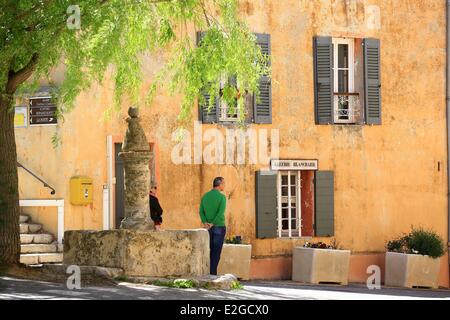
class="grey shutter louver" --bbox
[313,37,333,124]
[197,31,218,123]
[199,89,218,123]
[364,38,381,125]
[254,34,272,124]
[255,171,277,239]
[314,171,334,237]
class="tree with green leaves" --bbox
[0,0,269,266]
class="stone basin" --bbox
[63,229,210,277]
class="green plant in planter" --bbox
[225,236,243,244]
[303,239,341,250]
[303,241,329,249]
[386,227,445,259]
[386,236,408,253]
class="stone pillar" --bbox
[119,107,154,231]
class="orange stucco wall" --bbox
[15,0,449,285]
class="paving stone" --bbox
[197,274,238,290]
[127,274,239,290]
[42,264,123,279]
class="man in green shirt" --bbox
[199,177,227,275]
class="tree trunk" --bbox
[0,94,20,266]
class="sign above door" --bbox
[270,159,318,171]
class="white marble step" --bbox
[20,233,54,244]
[21,244,58,254]
[20,253,63,265]
[19,223,42,234]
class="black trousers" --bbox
[208,226,226,275]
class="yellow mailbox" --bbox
[70,176,93,205]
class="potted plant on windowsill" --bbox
[385,227,445,289]
[292,240,351,285]
[217,236,252,280]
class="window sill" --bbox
[316,123,366,126]
[201,121,254,127]
[277,236,314,240]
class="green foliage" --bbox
[225,235,242,244]
[386,227,445,259]
[172,279,195,288]
[152,278,195,289]
[51,132,62,148]
[1,0,269,127]
[230,280,243,290]
[303,239,341,250]
[386,237,407,253]
[405,228,445,259]
[113,275,131,282]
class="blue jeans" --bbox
[208,226,226,275]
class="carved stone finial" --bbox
[128,106,139,118]
[122,107,150,152]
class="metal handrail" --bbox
[17,161,56,195]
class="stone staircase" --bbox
[19,214,63,266]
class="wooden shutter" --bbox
[197,31,218,123]
[255,171,277,239]
[314,171,334,237]
[199,89,218,123]
[313,36,333,124]
[364,38,381,125]
[254,34,272,124]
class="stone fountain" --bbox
[63,107,209,278]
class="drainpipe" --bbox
[446,0,450,266]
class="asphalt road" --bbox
[1,276,450,300]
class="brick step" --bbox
[20,253,63,265]
[21,244,58,254]
[20,223,42,234]
[19,215,30,223]
[20,233,54,244]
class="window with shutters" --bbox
[255,170,331,239]
[332,38,361,124]
[275,171,315,238]
[198,32,271,124]
[314,36,380,125]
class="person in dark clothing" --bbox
[199,177,226,275]
[149,185,163,230]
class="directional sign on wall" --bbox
[29,97,58,126]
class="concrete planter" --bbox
[217,244,252,280]
[292,247,351,285]
[385,252,441,289]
